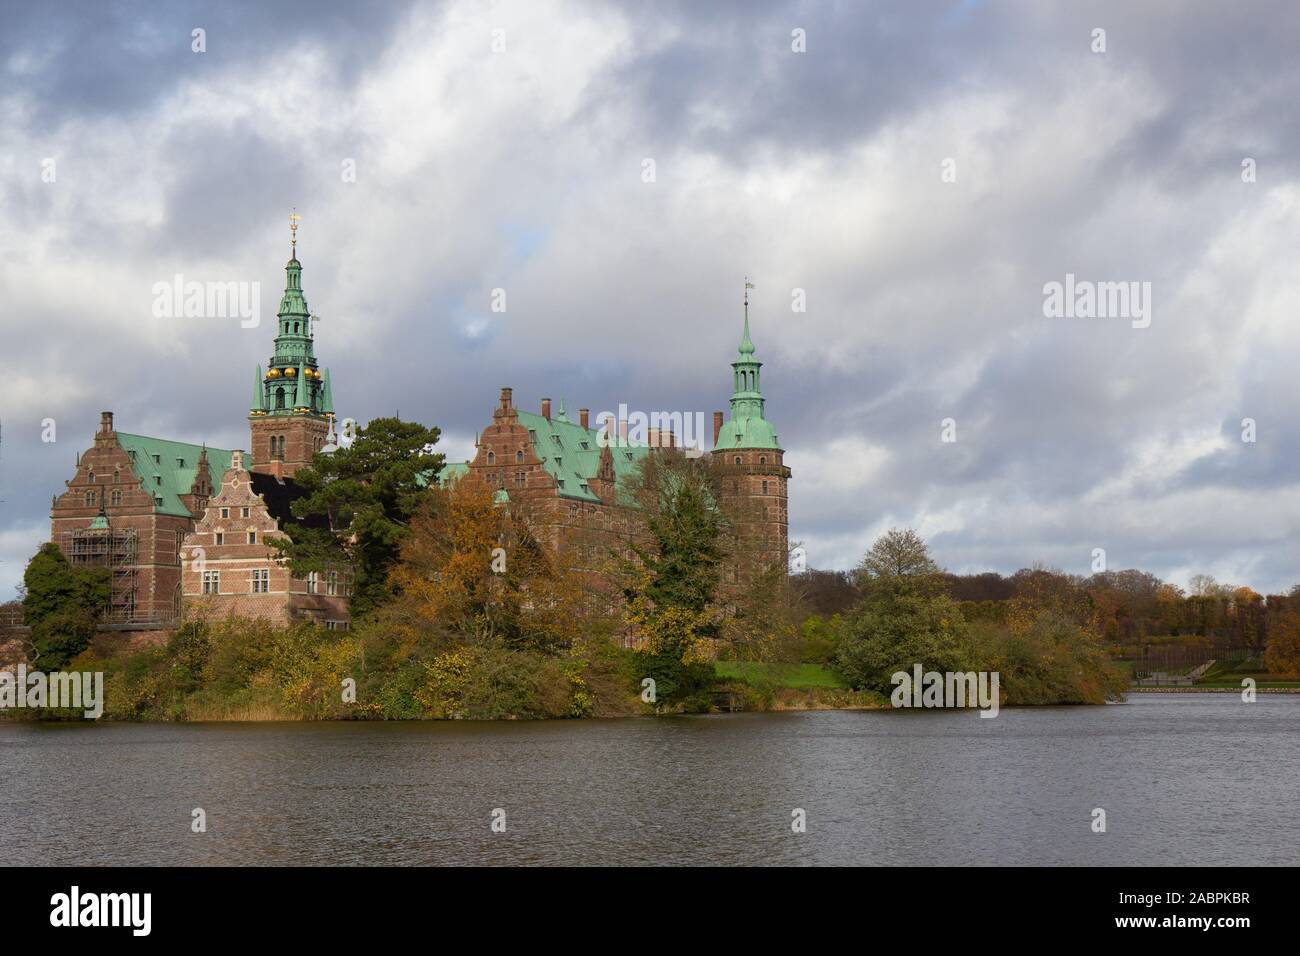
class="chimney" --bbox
[647,427,660,449]
[579,408,589,430]
[231,449,245,471]
[100,411,114,434]
[499,387,512,410]
[541,397,551,421]
[713,411,724,446]
[618,417,629,446]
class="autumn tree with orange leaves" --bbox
[386,475,592,655]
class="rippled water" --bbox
[2,693,1296,865]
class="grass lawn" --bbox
[715,661,848,690]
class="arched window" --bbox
[759,456,766,465]
[487,451,496,464]
[516,450,524,462]
[734,456,741,465]
[275,387,286,409]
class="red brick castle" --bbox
[49,224,791,635]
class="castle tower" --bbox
[248,213,335,479]
[712,283,791,579]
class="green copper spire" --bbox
[251,365,265,412]
[713,285,781,451]
[253,215,331,420]
[321,367,334,416]
[739,277,757,355]
[88,489,109,530]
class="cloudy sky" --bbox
[2,0,1299,599]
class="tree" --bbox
[621,450,725,703]
[387,474,589,654]
[20,543,110,667]
[855,527,943,598]
[275,416,444,616]
[1263,608,1300,677]
[835,529,972,692]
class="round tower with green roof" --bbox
[712,285,791,580]
[248,214,335,479]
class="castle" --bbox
[48,225,791,637]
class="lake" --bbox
[2,693,1296,865]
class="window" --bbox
[241,507,250,518]
[325,620,348,631]
[487,451,496,465]
[516,450,524,462]
[551,435,562,446]
[275,388,285,410]
[155,476,162,486]
[307,572,318,594]
[110,490,122,506]
[220,507,229,519]
[248,531,257,544]
[759,456,766,465]
[515,472,525,487]
[176,458,185,467]
[554,457,562,467]
[579,441,589,450]
[557,478,565,488]
[734,456,741,465]
[202,570,219,594]
[88,471,95,483]
[327,571,338,596]
[152,454,161,465]
[84,490,96,507]
[252,569,270,593]
[215,532,224,546]
[762,480,769,494]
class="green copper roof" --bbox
[713,416,781,451]
[88,512,110,530]
[256,252,330,418]
[515,410,651,503]
[738,311,755,355]
[713,305,781,451]
[115,433,233,517]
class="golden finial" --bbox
[289,208,301,256]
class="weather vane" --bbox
[289,208,301,256]
[744,276,754,307]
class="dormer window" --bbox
[580,441,589,450]
[551,435,562,446]
[152,454,160,465]
[155,476,162,486]
[177,458,185,467]
[624,452,633,461]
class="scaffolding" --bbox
[62,527,139,624]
